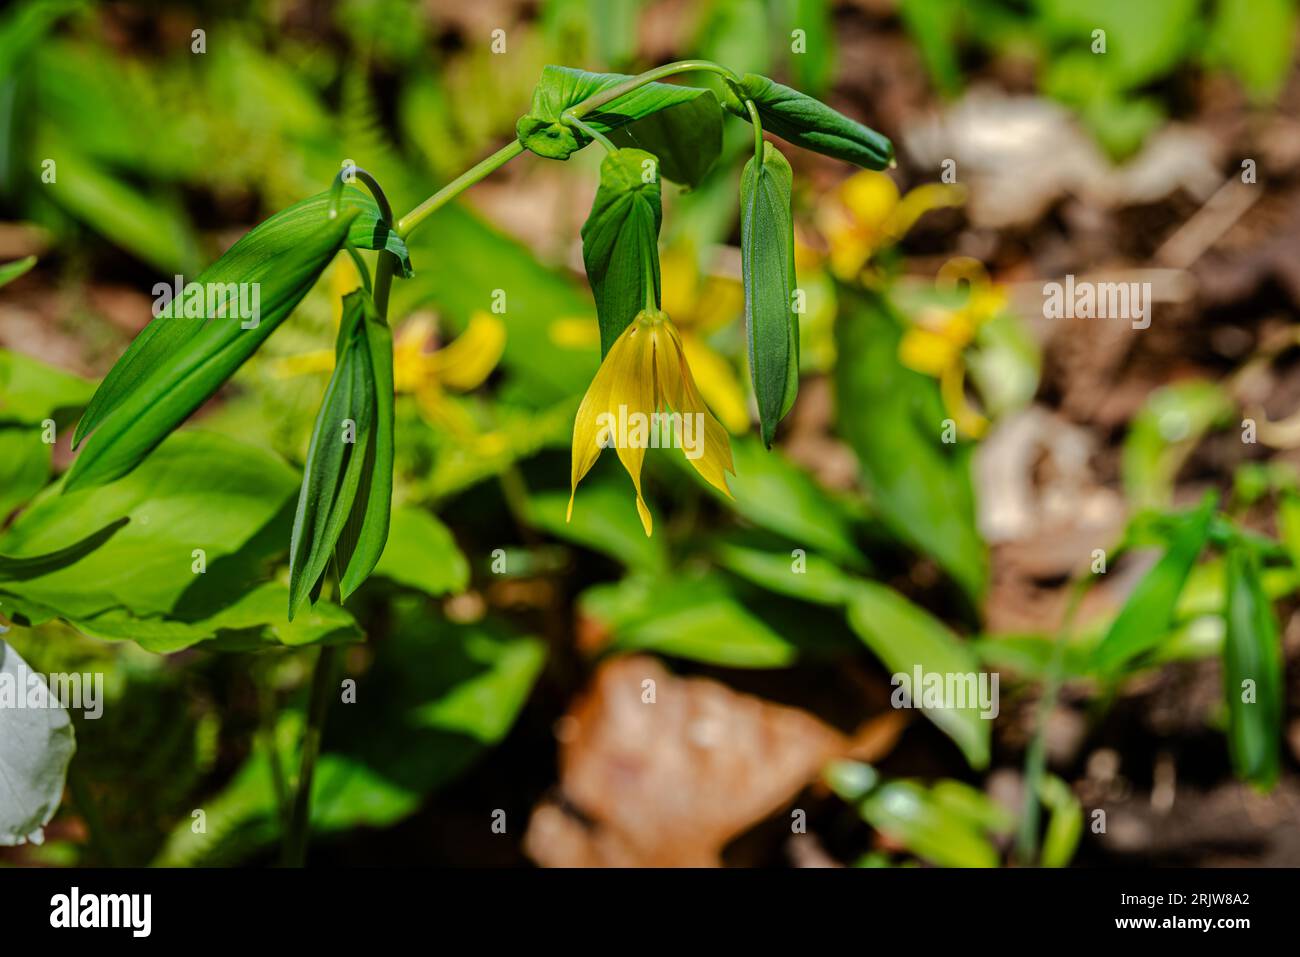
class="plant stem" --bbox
[397,139,525,239]
[1016,575,1091,864]
[568,59,741,118]
[743,98,765,159]
[562,111,618,154]
[282,642,338,867]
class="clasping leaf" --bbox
[740,141,797,446]
[288,290,393,618]
[725,73,893,170]
[581,148,662,355]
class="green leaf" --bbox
[713,541,855,605]
[517,65,717,160]
[898,0,963,97]
[0,429,295,624]
[336,300,394,599]
[1278,491,1300,572]
[740,141,798,446]
[67,196,367,492]
[782,0,836,95]
[530,480,667,574]
[835,289,986,601]
[844,581,990,768]
[1207,0,1295,102]
[0,640,75,846]
[0,348,95,424]
[1222,545,1283,789]
[36,133,202,275]
[607,92,723,187]
[288,291,378,619]
[859,781,999,867]
[1092,497,1215,672]
[153,610,545,864]
[1038,774,1083,867]
[1121,380,1231,511]
[580,148,662,355]
[725,73,893,169]
[693,436,864,567]
[582,572,799,668]
[71,583,361,655]
[0,518,127,582]
[0,427,50,516]
[0,254,34,288]
[371,505,469,597]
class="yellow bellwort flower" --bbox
[569,308,734,536]
[897,257,1006,440]
[550,242,751,435]
[817,170,965,282]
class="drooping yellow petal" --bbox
[658,320,734,497]
[608,323,658,536]
[940,362,988,440]
[680,334,750,435]
[428,311,506,392]
[568,318,638,521]
[884,183,966,243]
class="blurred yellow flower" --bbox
[569,308,734,536]
[817,171,965,281]
[276,259,505,439]
[898,257,1006,440]
[658,242,750,435]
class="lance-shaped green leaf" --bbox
[1092,496,1215,672]
[68,209,357,493]
[335,295,394,600]
[581,148,662,355]
[844,581,991,769]
[835,289,985,601]
[67,189,410,493]
[607,92,723,187]
[288,291,379,619]
[724,73,893,170]
[0,255,35,289]
[1223,545,1283,789]
[0,518,128,582]
[517,65,717,160]
[740,141,798,446]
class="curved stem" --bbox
[562,110,618,154]
[328,165,393,225]
[1016,574,1092,864]
[743,97,765,159]
[569,59,742,119]
[398,139,524,239]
